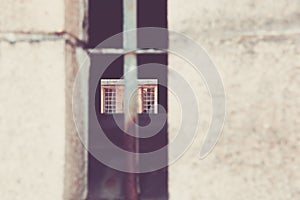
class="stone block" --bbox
[168,34,300,199]
[0,0,64,33]
[169,0,300,36]
[0,40,87,200]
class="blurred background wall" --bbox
[168,0,300,199]
[0,0,88,199]
[0,0,299,200]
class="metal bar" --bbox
[123,0,139,199]
[88,48,166,54]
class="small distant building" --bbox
[100,79,158,114]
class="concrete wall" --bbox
[168,0,300,199]
[0,0,88,199]
[1,0,299,200]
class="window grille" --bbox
[101,79,157,114]
[103,88,116,113]
[142,87,155,113]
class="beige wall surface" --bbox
[0,41,66,200]
[0,0,299,200]
[168,0,300,199]
[0,0,88,200]
[0,41,87,200]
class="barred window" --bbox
[101,79,157,114]
[104,88,116,113]
[142,87,155,113]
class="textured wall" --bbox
[0,0,88,200]
[168,0,300,199]
[0,41,66,200]
[1,1,299,200]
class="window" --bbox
[142,87,155,113]
[103,88,116,113]
[100,79,158,114]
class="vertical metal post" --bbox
[123,0,139,199]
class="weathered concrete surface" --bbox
[168,0,300,199]
[0,41,66,200]
[64,0,88,41]
[0,0,87,41]
[0,40,88,200]
[0,0,64,33]
[63,44,88,200]
[169,0,300,36]
[0,0,88,199]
